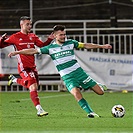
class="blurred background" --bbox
[0,0,133,29]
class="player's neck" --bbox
[56,40,64,45]
[20,30,29,35]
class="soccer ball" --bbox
[111,105,125,118]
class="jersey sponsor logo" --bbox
[19,43,34,45]
[54,50,72,58]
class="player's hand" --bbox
[1,33,7,40]
[48,32,54,40]
[8,52,17,57]
[103,44,112,49]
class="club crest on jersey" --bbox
[27,44,31,48]
[29,37,32,40]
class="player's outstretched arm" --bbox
[84,43,112,49]
[8,48,39,57]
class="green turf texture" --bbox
[0,91,132,133]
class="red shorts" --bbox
[18,67,39,88]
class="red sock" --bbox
[30,91,40,106]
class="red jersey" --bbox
[0,32,52,71]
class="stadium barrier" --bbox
[0,74,66,92]
[33,20,133,55]
[0,20,133,91]
[0,80,66,92]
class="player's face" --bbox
[54,30,66,44]
[20,20,32,34]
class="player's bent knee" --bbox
[29,83,38,91]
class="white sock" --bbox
[97,83,104,92]
[100,86,104,92]
[12,78,17,83]
[36,104,43,111]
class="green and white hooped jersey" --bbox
[38,39,83,80]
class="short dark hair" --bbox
[20,16,31,21]
[53,25,66,32]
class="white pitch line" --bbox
[20,93,71,101]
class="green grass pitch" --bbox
[0,91,132,133]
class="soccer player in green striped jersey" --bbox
[8,25,112,118]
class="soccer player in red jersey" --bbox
[0,16,54,117]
